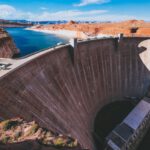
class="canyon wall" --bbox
[0,28,19,58]
[0,37,150,150]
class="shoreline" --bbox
[26,28,79,38]
[26,27,114,39]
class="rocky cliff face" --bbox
[0,28,19,58]
[0,118,81,150]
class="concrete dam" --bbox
[0,37,150,150]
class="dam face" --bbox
[0,37,150,150]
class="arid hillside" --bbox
[31,20,150,38]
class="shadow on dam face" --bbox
[93,100,136,149]
[0,37,150,150]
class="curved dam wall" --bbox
[0,37,150,150]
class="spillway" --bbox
[0,37,150,150]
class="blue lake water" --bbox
[5,27,69,57]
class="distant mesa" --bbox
[0,19,33,28]
[124,19,145,24]
[67,20,77,24]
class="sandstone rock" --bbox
[0,28,19,58]
[0,118,80,149]
[68,21,77,25]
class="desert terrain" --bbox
[30,20,150,39]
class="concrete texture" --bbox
[0,37,150,150]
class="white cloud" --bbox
[31,10,108,21]
[0,4,148,22]
[75,14,136,21]
[74,0,110,7]
[0,5,108,21]
[40,7,47,10]
[0,4,31,20]
[0,5,16,18]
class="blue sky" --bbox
[0,0,149,21]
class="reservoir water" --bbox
[5,27,69,57]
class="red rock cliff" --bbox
[0,28,19,58]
